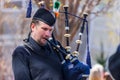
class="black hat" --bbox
[33,8,56,26]
[108,44,120,79]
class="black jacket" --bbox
[12,37,64,80]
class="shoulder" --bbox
[13,46,25,53]
[12,45,31,68]
[12,45,29,57]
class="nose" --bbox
[45,30,51,37]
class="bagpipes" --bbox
[46,1,91,80]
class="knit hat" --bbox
[33,8,56,26]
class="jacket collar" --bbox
[28,37,48,53]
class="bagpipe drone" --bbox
[26,0,91,80]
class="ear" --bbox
[30,23,35,31]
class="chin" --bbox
[40,41,47,46]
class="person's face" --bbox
[31,21,54,46]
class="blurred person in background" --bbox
[88,64,104,80]
[108,44,120,80]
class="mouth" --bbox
[43,38,48,41]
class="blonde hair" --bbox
[89,64,104,80]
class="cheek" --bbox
[33,29,41,37]
[36,29,44,36]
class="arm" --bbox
[12,46,32,80]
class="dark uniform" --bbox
[12,37,64,80]
[12,8,90,80]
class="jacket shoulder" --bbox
[12,45,30,57]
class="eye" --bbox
[49,29,53,32]
[42,28,48,31]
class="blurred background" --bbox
[0,0,119,80]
